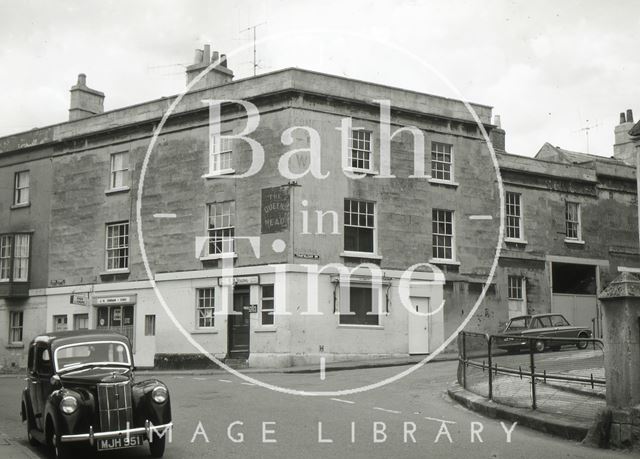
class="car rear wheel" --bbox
[576,332,589,350]
[534,340,546,353]
[149,434,166,458]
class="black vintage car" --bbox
[496,313,592,353]
[21,330,172,458]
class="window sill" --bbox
[202,169,236,179]
[428,178,459,188]
[199,253,238,261]
[340,251,382,260]
[105,186,130,195]
[191,329,219,335]
[428,258,461,266]
[254,328,276,333]
[505,238,528,245]
[564,238,585,245]
[99,269,130,276]
[6,342,24,349]
[337,324,383,330]
[343,167,378,176]
[10,202,30,210]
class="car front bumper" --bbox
[60,420,173,445]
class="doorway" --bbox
[228,287,250,359]
[408,297,430,354]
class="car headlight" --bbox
[60,395,78,415]
[152,386,168,404]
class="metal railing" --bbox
[458,331,606,420]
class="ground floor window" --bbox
[73,313,89,330]
[197,288,215,328]
[260,285,274,326]
[53,315,68,331]
[9,311,23,343]
[96,305,134,344]
[145,314,156,336]
[339,284,379,325]
[507,276,524,300]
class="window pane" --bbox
[340,285,377,325]
[197,288,215,328]
[145,315,156,336]
[343,199,375,253]
[207,201,235,254]
[431,142,453,181]
[106,222,129,270]
[432,209,454,260]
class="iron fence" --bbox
[457,331,606,421]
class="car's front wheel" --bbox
[22,402,38,446]
[149,433,166,458]
[46,421,70,459]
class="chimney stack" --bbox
[185,44,234,91]
[69,74,104,121]
[490,114,506,152]
[613,108,635,164]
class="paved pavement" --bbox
[0,360,631,458]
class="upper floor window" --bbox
[105,222,129,271]
[0,233,30,282]
[565,202,582,241]
[9,311,23,343]
[344,199,375,254]
[207,201,235,255]
[506,192,524,240]
[196,288,215,328]
[209,135,233,174]
[14,171,30,206]
[110,152,129,190]
[349,129,373,172]
[431,142,453,182]
[432,209,454,261]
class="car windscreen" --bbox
[55,341,131,371]
[505,317,529,331]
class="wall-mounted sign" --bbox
[246,304,258,313]
[218,276,259,286]
[295,251,320,259]
[92,295,137,306]
[69,294,89,306]
[261,186,290,234]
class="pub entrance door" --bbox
[228,287,250,359]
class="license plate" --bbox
[97,434,143,451]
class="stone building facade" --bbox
[0,47,637,368]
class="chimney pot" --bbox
[77,73,87,86]
[194,48,204,64]
[220,54,227,67]
[620,112,626,124]
[626,109,634,123]
[212,51,219,63]
[493,115,502,129]
[203,44,211,64]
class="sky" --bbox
[0,0,638,157]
